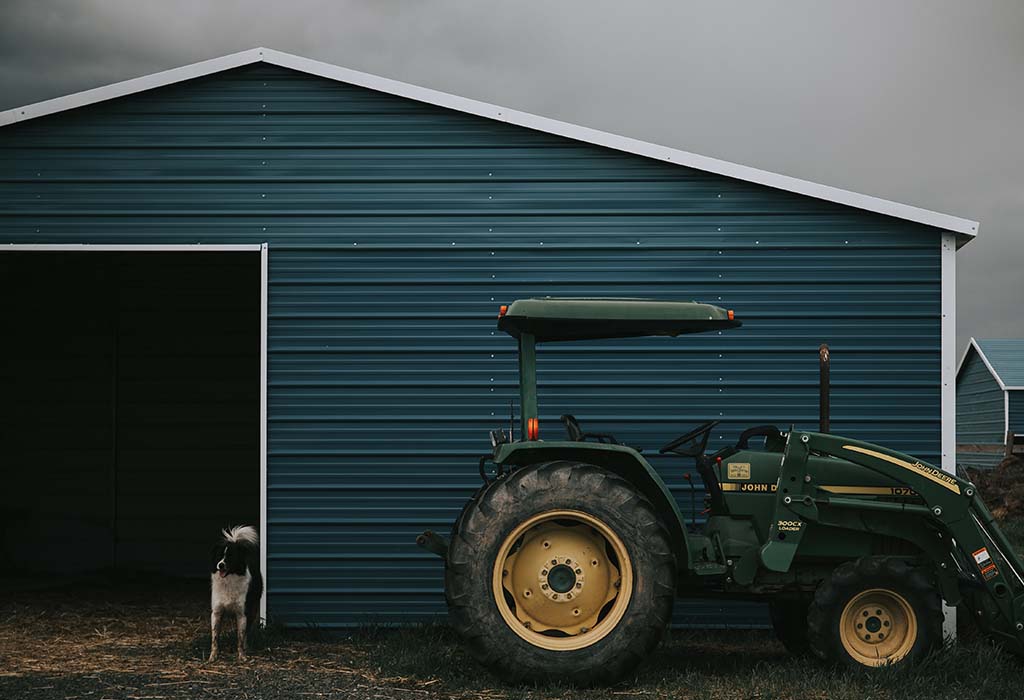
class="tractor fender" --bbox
[493,440,690,569]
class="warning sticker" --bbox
[973,547,999,580]
[727,463,751,480]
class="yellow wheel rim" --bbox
[839,588,917,667]
[491,509,633,651]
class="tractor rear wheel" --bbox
[807,557,943,668]
[445,461,676,685]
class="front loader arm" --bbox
[760,430,1024,654]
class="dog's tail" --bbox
[222,525,259,546]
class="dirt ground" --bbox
[2,573,1023,700]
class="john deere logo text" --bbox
[842,445,961,494]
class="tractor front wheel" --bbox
[807,557,943,668]
[445,461,676,685]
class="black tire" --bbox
[807,557,943,668]
[769,598,810,654]
[445,461,676,685]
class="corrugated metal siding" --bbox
[0,64,945,628]
[956,350,1005,469]
[1010,392,1024,435]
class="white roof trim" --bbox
[958,337,1023,391]
[0,47,980,238]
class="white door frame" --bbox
[1,243,269,619]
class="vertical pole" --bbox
[518,333,537,439]
[259,243,268,623]
[819,344,830,434]
[940,231,957,640]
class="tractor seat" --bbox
[560,415,642,451]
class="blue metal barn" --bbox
[0,48,976,628]
[957,338,1024,470]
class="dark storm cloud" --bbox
[1,0,1021,351]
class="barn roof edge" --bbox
[0,46,979,241]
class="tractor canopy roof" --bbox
[497,297,741,342]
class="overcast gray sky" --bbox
[1,0,1020,352]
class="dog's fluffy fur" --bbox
[209,525,262,661]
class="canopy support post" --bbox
[518,333,538,439]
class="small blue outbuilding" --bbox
[957,338,1024,469]
[0,48,978,628]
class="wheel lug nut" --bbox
[541,584,548,590]
[551,559,557,565]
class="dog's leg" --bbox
[208,610,221,662]
[236,613,248,660]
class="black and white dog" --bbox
[208,525,263,661]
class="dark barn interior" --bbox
[0,251,259,578]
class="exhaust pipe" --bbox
[819,343,830,434]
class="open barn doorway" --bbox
[0,248,264,583]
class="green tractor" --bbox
[417,298,1024,684]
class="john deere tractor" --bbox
[417,298,1024,684]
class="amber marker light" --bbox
[527,417,539,440]
[498,305,509,318]
[727,309,735,321]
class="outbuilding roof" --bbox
[0,47,979,241]
[959,338,1024,390]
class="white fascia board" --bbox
[0,48,263,127]
[968,338,1008,391]
[2,243,262,252]
[0,46,980,239]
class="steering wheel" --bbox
[659,420,721,455]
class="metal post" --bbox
[819,344,830,434]
[518,333,538,439]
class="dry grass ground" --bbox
[2,577,1022,700]
[3,519,1024,700]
